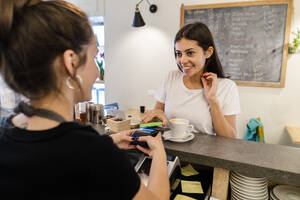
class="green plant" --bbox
[95,51,104,81]
[96,59,104,81]
[289,29,300,54]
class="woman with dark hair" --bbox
[143,22,240,138]
[0,0,169,199]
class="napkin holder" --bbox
[107,117,130,132]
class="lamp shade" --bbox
[132,7,145,27]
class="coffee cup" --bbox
[169,118,193,139]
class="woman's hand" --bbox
[110,130,135,150]
[142,109,168,126]
[201,72,218,104]
[136,133,166,158]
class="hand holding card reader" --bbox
[130,126,165,148]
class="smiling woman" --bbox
[143,22,240,138]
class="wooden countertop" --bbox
[285,126,300,145]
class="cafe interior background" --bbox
[1,0,300,146]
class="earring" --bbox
[66,75,83,90]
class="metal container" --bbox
[93,104,103,124]
[89,103,95,123]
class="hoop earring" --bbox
[66,75,83,90]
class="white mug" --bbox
[169,118,193,139]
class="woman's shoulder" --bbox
[218,78,237,88]
[217,78,238,93]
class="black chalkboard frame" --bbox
[180,0,293,88]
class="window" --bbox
[89,16,105,105]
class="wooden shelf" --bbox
[285,126,300,145]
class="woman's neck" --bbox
[183,72,203,89]
[13,94,75,130]
[30,95,74,121]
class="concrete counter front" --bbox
[164,132,300,185]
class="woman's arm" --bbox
[110,131,169,200]
[133,153,169,200]
[202,73,237,138]
[154,101,165,111]
[142,102,168,125]
[133,134,170,200]
[209,98,237,138]
[109,130,136,149]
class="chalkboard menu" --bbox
[181,0,293,87]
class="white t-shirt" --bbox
[155,70,240,135]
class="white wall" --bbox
[83,0,300,145]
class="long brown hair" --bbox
[0,0,93,99]
[174,22,227,78]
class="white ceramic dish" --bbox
[163,130,195,142]
[231,174,268,188]
[230,179,268,193]
[230,180,268,194]
[231,173,268,185]
[232,191,244,200]
[232,171,267,181]
[272,185,300,200]
[232,189,268,200]
[230,180,268,198]
[231,192,239,200]
[270,189,280,200]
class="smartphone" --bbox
[130,129,160,148]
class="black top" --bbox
[0,116,140,200]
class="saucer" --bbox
[163,130,195,142]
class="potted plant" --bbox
[289,29,300,54]
[95,52,105,81]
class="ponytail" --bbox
[0,0,41,70]
[0,0,40,42]
[0,0,93,99]
[0,0,13,43]
[0,0,14,79]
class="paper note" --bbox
[181,164,199,177]
[181,180,203,194]
[174,194,197,200]
[209,197,221,200]
[171,179,181,191]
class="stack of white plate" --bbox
[230,171,268,200]
[270,185,300,200]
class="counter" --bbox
[164,132,300,185]
[91,123,300,199]
[91,123,300,185]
